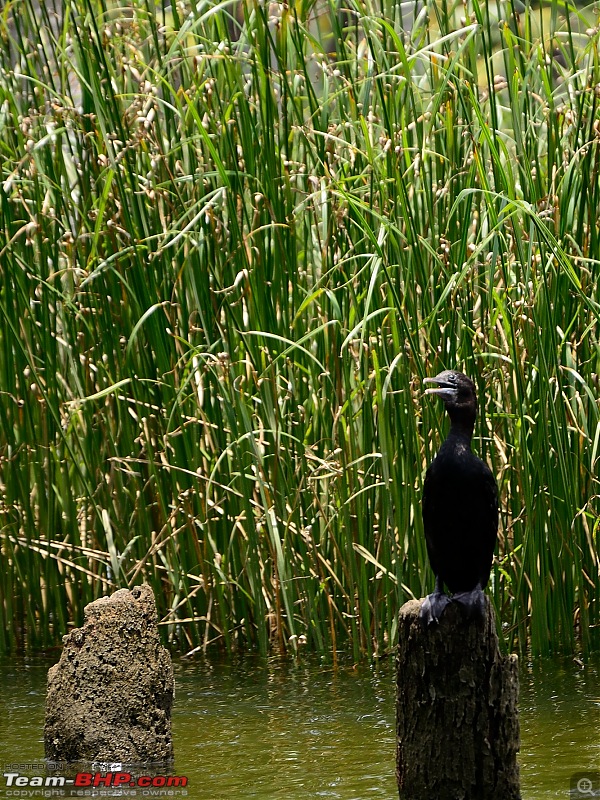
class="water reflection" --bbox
[174,657,396,799]
[520,659,600,799]
[1,653,599,799]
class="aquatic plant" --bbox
[1,0,599,657]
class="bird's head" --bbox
[423,370,478,421]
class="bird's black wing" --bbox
[421,459,443,580]
[478,460,499,587]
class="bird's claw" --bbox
[420,591,452,627]
[451,586,486,621]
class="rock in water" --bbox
[45,584,174,763]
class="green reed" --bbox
[0,0,599,657]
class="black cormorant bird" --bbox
[420,370,498,625]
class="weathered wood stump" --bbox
[45,584,174,763]
[396,597,520,800]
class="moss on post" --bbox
[396,598,520,800]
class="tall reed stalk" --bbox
[1,0,599,657]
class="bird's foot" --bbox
[451,586,486,621]
[420,591,452,627]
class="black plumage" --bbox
[420,370,498,625]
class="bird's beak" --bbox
[422,377,456,399]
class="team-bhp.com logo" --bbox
[3,771,188,795]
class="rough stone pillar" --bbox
[396,598,520,800]
[45,584,174,763]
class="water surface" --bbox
[1,653,598,798]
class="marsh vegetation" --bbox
[1,0,599,658]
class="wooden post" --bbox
[396,598,520,800]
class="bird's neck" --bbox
[447,417,475,446]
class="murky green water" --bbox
[1,653,599,799]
